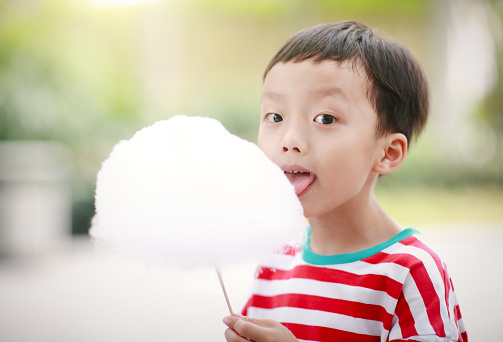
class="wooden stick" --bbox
[216,267,234,315]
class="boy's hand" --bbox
[223,314,299,342]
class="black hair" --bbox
[264,21,429,143]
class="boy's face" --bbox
[258,60,385,219]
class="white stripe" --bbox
[247,306,384,337]
[447,281,464,340]
[259,254,412,287]
[388,313,403,340]
[446,280,457,338]
[457,317,466,335]
[389,243,451,335]
[394,336,457,341]
[401,272,436,335]
[251,277,398,315]
[328,259,411,283]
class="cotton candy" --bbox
[90,115,305,269]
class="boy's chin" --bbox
[298,200,316,219]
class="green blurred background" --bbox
[1,0,502,236]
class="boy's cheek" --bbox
[259,149,279,166]
[257,140,270,157]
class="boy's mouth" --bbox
[282,167,316,197]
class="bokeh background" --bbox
[0,0,502,341]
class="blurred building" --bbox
[0,141,72,257]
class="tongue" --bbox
[285,172,315,196]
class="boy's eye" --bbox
[314,114,336,125]
[265,113,283,123]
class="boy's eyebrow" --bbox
[262,91,284,101]
[262,88,347,101]
[312,87,348,101]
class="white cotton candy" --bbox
[90,115,305,269]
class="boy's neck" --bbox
[307,193,403,256]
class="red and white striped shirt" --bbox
[242,228,467,342]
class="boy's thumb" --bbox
[222,315,241,328]
[223,314,259,328]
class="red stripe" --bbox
[241,297,252,316]
[444,263,452,313]
[283,322,381,342]
[400,238,447,337]
[364,249,412,265]
[257,265,402,300]
[451,279,468,341]
[394,291,418,337]
[249,293,394,329]
[454,304,462,321]
[401,237,445,283]
[402,238,452,311]
[450,273,466,340]
[365,238,447,337]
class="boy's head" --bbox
[264,21,429,144]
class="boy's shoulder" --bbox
[366,233,445,271]
[361,233,451,290]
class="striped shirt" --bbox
[242,228,467,342]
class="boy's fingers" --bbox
[237,315,272,327]
[223,314,253,329]
[224,327,251,342]
[223,315,266,341]
[223,314,267,327]
[223,315,240,329]
[234,319,264,342]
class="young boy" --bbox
[223,21,467,342]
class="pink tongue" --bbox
[285,172,315,196]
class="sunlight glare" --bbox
[92,0,161,7]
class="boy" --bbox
[223,21,467,342]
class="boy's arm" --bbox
[223,314,299,342]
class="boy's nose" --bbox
[281,127,307,154]
[283,145,302,153]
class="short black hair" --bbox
[264,21,429,144]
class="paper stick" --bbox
[216,267,233,315]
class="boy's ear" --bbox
[373,133,407,175]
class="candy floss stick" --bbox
[216,268,233,315]
[90,115,305,317]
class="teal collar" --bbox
[302,227,419,265]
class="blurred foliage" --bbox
[183,0,428,16]
[0,0,145,191]
[375,185,503,227]
[481,0,503,162]
[0,0,147,233]
[0,0,143,142]
[379,128,503,188]
[0,0,501,235]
